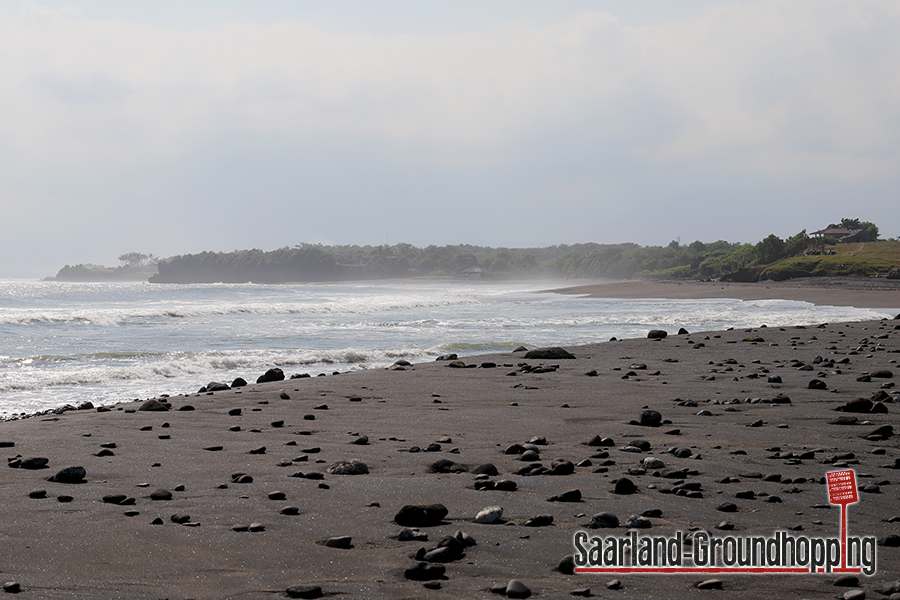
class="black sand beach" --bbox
[1,283,899,598]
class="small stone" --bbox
[639,410,662,427]
[506,579,532,599]
[842,590,866,600]
[3,582,21,594]
[625,515,651,529]
[325,535,351,548]
[138,399,169,412]
[717,502,738,513]
[404,561,445,581]
[326,459,369,475]
[587,512,619,528]
[696,579,723,589]
[475,506,503,524]
[150,489,172,501]
[613,478,637,495]
[285,584,323,599]
[548,489,582,502]
[28,490,47,499]
[395,504,448,527]
[20,457,49,470]
[834,575,860,587]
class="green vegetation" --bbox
[760,241,900,280]
[51,253,160,282]
[52,218,898,284]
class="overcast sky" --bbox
[1,1,898,277]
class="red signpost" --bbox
[826,469,859,572]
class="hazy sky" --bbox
[1,1,898,277]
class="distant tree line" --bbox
[52,253,160,282]
[54,218,885,283]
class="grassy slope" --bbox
[761,241,900,279]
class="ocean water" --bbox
[0,279,893,417]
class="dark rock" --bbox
[866,425,894,438]
[50,466,86,483]
[696,579,723,590]
[325,535,352,549]
[28,490,47,499]
[326,459,369,475]
[872,370,894,378]
[557,555,575,574]
[587,512,619,528]
[639,410,662,427]
[836,399,874,413]
[549,459,575,476]
[613,478,637,495]
[2,582,21,594]
[808,379,828,390]
[523,515,554,527]
[422,546,456,563]
[717,502,738,513]
[506,580,532,599]
[882,581,900,595]
[395,504,449,527]
[20,457,49,470]
[256,368,285,383]
[523,347,576,359]
[285,584,323,599]
[150,489,173,501]
[625,515,652,529]
[585,435,614,447]
[429,459,468,474]
[404,562,446,581]
[231,377,248,388]
[472,463,499,476]
[548,489,582,502]
[647,330,667,339]
[138,399,169,412]
[834,575,860,587]
[206,381,230,392]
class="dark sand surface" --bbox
[549,278,900,310]
[2,318,900,598]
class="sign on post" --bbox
[827,469,859,571]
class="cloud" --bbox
[2,2,899,173]
[0,1,898,275]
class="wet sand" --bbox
[548,278,900,310]
[1,311,899,598]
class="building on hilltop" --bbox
[810,224,863,243]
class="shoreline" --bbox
[1,317,898,598]
[547,277,900,310]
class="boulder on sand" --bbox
[523,347,576,359]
